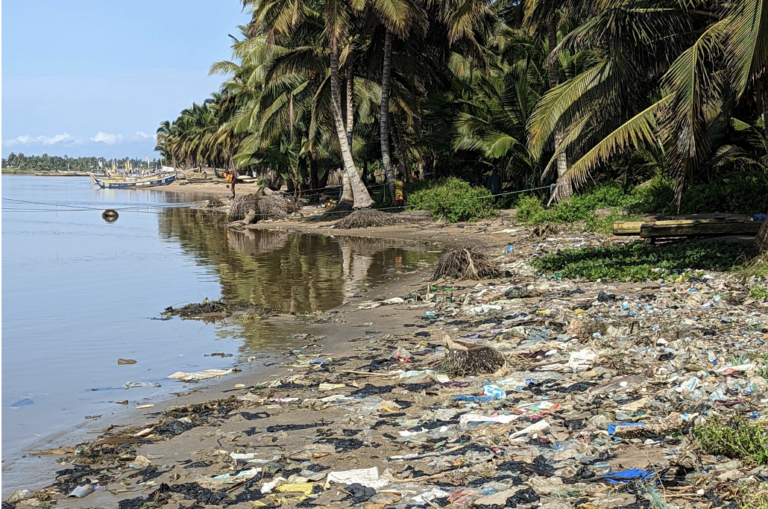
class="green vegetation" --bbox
[531,242,749,282]
[734,482,768,509]
[501,174,768,235]
[150,0,768,226]
[2,153,152,173]
[630,175,768,216]
[406,178,496,223]
[750,285,768,301]
[512,183,643,230]
[694,417,768,465]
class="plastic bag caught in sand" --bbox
[567,349,598,372]
[326,467,388,489]
[168,368,235,382]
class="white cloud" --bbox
[3,133,77,146]
[90,132,123,145]
[127,131,154,143]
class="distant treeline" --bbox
[2,153,159,173]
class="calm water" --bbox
[2,175,436,456]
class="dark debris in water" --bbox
[162,299,275,322]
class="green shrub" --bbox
[633,174,768,215]
[585,211,641,234]
[750,285,768,301]
[694,416,768,465]
[511,183,641,225]
[514,195,548,223]
[408,177,496,222]
[531,241,749,281]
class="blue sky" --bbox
[2,1,251,159]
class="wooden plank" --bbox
[613,222,643,235]
[615,218,762,237]
[639,221,762,238]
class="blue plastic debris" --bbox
[483,385,506,399]
[607,422,646,435]
[753,213,766,221]
[602,469,655,484]
[453,395,495,403]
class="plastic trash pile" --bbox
[8,257,768,509]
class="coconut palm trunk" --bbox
[392,111,411,180]
[346,56,355,147]
[341,169,354,202]
[339,64,355,203]
[380,30,396,204]
[329,39,373,208]
[548,16,572,202]
[757,83,768,254]
[309,152,319,191]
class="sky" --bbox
[2,1,252,159]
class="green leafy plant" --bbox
[511,183,641,225]
[693,416,768,465]
[531,241,749,282]
[632,174,768,215]
[749,285,768,301]
[585,211,642,234]
[407,177,496,222]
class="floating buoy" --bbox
[102,209,119,222]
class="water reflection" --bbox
[157,208,438,353]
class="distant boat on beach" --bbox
[34,171,92,177]
[89,172,176,189]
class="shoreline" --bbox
[2,258,440,499]
[0,212,453,497]
[5,179,764,508]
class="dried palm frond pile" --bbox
[431,248,500,280]
[334,209,396,229]
[257,194,300,219]
[441,335,505,376]
[333,200,353,212]
[531,223,560,238]
[229,195,257,221]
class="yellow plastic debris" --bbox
[574,309,585,314]
[274,483,316,495]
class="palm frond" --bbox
[563,96,671,187]
[726,0,768,97]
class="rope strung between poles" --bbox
[299,183,555,218]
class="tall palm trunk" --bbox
[392,111,411,180]
[346,54,355,147]
[340,55,356,203]
[341,169,353,202]
[756,80,768,254]
[330,39,373,208]
[380,30,396,204]
[548,16,572,202]
[309,152,319,191]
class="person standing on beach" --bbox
[394,173,405,207]
[228,169,238,199]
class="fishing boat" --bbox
[89,172,176,189]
